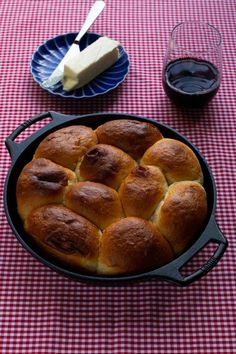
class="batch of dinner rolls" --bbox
[16,119,208,275]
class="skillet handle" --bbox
[5,111,77,161]
[149,216,228,286]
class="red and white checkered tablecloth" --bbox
[0,0,236,353]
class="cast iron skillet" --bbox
[4,111,228,286]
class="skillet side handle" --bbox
[5,111,51,159]
[5,111,77,160]
[149,217,228,287]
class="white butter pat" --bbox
[63,36,120,91]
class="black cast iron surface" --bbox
[4,111,228,286]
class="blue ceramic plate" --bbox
[31,32,129,99]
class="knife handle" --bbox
[75,1,105,44]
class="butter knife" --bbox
[42,1,105,88]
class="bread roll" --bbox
[153,181,208,254]
[96,119,163,160]
[64,181,124,229]
[98,217,173,275]
[25,204,101,273]
[16,158,76,221]
[119,165,168,219]
[78,144,136,189]
[34,125,97,170]
[16,119,208,276]
[141,138,203,184]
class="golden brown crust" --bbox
[141,138,203,184]
[16,119,208,276]
[64,181,124,229]
[119,165,168,219]
[16,158,76,221]
[78,144,136,189]
[98,217,173,275]
[96,119,163,160]
[34,125,98,170]
[25,204,100,273]
[153,181,208,254]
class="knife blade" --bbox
[42,1,105,88]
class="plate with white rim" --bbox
[30,32,130,99]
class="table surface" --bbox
[1,1,236,353]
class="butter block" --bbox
[63,36,120,91]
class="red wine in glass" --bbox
[163,22,222,107]
[163,58,221,106]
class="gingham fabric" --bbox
[0,1,236,353]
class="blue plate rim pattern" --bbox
[30,32,130,99]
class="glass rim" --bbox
[170,21,222,54]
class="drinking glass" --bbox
[162,21,222,107]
